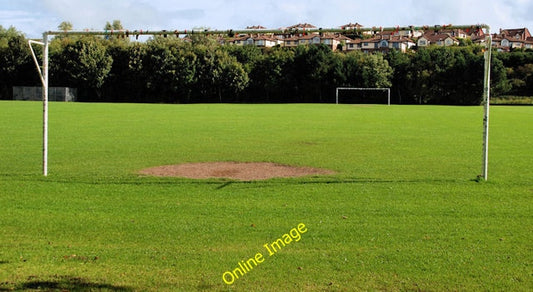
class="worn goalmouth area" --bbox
[139,162,336,181]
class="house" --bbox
[230,35,254,46]
[336,34,355,51]
[464,27,486,38]
[472,35,487,45]
[285,23,318,36]
[343,36,391,53]
[499,28,531,41]
[319,34,340,50]
[379,28,423,39]
[502,37,525,49]
[389,37,416,52]
[418,33,459,47]
[225,23,529,53]
[345,39,361,51]
[491,28,532,51]
[525,37,533,49]
[246,25,267,30]
[283,36,300,47]
[298,34,321,45]
[360,37,379,51]
[287,23,317,30]
[439,29,467,39]
[345,35,414,53]
[340,22,364,30]
[229,35,279,47]
[253,35,280,47]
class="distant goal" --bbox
[336,87,391,105]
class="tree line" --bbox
[1,25,533,104]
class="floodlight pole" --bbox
[482,32,492,181]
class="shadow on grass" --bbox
[7,275,133,291]
[4,172,471,188]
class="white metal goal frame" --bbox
[28,24,493,180]
[336,87,391,105]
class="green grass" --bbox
[492,96,533,105]
[0,101,531,291]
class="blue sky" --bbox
[1,0,533,38]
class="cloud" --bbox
[0,10,37,24]
[40,0,160,29]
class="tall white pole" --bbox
[482,33,492,181]
[43,33,49,176]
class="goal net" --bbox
[336,87,391,105]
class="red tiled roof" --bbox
[287,23,317,29]
[298,34,320,40]
[254,35,277,41]
[284,36,300,41]
[336,35,354,41]
[341,23,364,29]
[389,37,414,43]
[500,28,531,40]
[421,33,458,43]
[246,25,267,29]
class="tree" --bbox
[192,43,248,102]
[516,63,533,95]
[105,20,124,30]
[248,47,295,102]
[341,51,393,88]
[386,49,412,103]
[360,53,393,88]
[51,37,113,100]
[58,21,73,31]
[0,26,37,99]
[143,37,197,103]
[291,44,336,102]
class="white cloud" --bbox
[39,0,162,30]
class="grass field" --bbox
[0,101,531,291]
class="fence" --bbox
[13,86,77,102]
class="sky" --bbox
[1,0,533,39]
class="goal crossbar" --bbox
[29,24,493,180]
[336,88,391,105]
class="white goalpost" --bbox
[28,24,493,180]
[336,87,391,105]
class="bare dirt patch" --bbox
[139,162,336,181]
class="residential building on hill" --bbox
[222,23,531,53]
[347,35,415,53]
[492,28,533,51]
[418,32,459,47]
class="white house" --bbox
[418,33,459,47]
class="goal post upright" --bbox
[482,31,492,181]
[42,32,49,176]
[28,33,49,176]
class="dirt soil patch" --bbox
[139,162,336,181]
